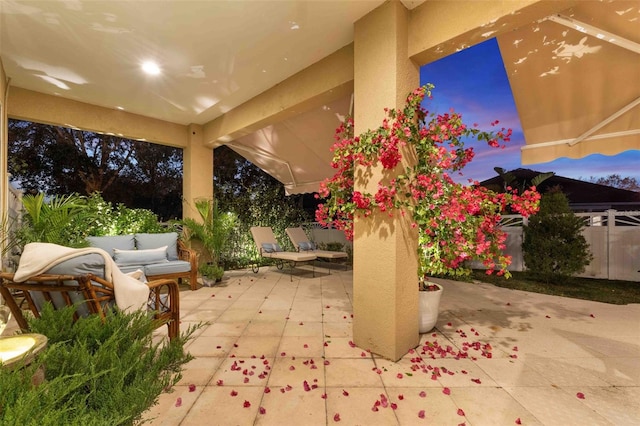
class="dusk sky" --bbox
[419,38,640,185]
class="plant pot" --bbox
[418,283,443,333]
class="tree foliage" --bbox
[588,174,640,192]
[8,120,182,220]
[522,187,593,283]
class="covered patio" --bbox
[130,267,637,425]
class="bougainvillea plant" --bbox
[315,84,540,286]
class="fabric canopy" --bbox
[225,95,351,195]
[497,0,640,164]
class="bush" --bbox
[0,304,198,425]
[522,188,592,283]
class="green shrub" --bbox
[0,304,198,425]
[522,188,593,283]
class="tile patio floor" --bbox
[142,265,640,426]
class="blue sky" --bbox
[419,38,640,185]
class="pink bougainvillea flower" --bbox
[515,418,522,425]
[304,344,309,348]
[188,384,196,392]
[442,387,451,395]
[391,402,398,410]
[259,407,266,415]
[216,379,224,386]
[175,397,182,407]
[243,377,249,383]
[398,394,404,400]
[471,378,481,384]
[289,365,296,371]
[590,314,595,318]
[264,386,271,393]
[418,410,426,419]
[286,385,292,391]
[243,400,251,408]
[396,373,403,379]
[342,389,350,396]
[419,391,427,398]
[324,360,331,365]
[348,340,356,348]
[457,408,465,416]
[230,390,238,397]
[576,392,585,399]
[333,413,341,422]
[321,393,328,399]
[299,321,304,325]
[280,352,286,356]
[280,388,286,394]
[303,380,311,392]
[545,315,551,319]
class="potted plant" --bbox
[315,84,540,332]
[181,198,237,284]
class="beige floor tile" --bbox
[210,356,273,387]
[244,319,287,336]
[216,308,260,323]
[449,387,543,425]
[562,385,640,425]
[267,356,325,388]
[323,321,352,338]
[229,335,282,358]
[473,358,554,387]
[176,356,225,386]
[181,309,225,323]
[142,385,203,426]
[526,357,612,387]
[325,358,383,387]
[277,335,325,358]
[200,321,248,337]
[324,336,371,358]
[253,308,290,322]
[255,385,327,426]
[179,385,264,426]
[505,385,611,426]
[185,336,237,357]
[282,320,323,337]
[383,387,469,425]
[325,387,399,426]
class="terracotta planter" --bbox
[418,283,443,333]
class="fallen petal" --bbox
[333,413,341,422]
[577,392,585,399]
[457,408,465,416]
[243,400,251,408]
[442,388,451,395]
[259,407,266,415]
[418,410,426,419]
[175,397,182,407]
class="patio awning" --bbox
[224,95,351,195]
[497,0,640,164]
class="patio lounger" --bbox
[250,226,316,280]
[286,227,348,272]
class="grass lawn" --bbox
[465,270,640,305]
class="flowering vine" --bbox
[315,84,540,282]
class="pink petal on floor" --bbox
[243,400,251,408]
[289,365,296,371]
[398,394,404,400]
[457,408,465,416]
[577,392,585,399]
[419,391,427,398]
[175,397,182,407]
[391,402,398,410]
[515,418,522,425]
[259,407,266,415]
[397,373,403,379]
[321,393,328,399]
[264,386,271,393]
[342,389,349,396]
[303,381,311,391]
[418,410,426,419]
[216,379,224,386]
[333,413,341,422]
[230,390,238,396]
[590,314,595,318]
[348,340,356,348]
[442,388,451,395]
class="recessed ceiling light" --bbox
[141,61,161,75]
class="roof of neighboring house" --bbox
[480,168,640,209]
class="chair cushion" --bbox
[113,246,168,266]
[144,260,191,276]
[261,243,282,253]
[87,235,135,255]
[45,253,107,278]
[298,241,316,251]
[135,233,179,261]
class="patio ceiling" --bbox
[1,1,638,195]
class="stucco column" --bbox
[352,1,419,361]
[183,124,213,220]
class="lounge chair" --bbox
[249,226,316,280]
[286,227,348,272]
[0,243,180,340]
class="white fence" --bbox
[307,209,640,282]
[499,210,640,282]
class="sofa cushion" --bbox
[135,233,179,261]
[87,235,135,255]
[113,246,168,266]
[144,260,191,276]
[298,241,316,251]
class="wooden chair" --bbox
[0,272,180,340]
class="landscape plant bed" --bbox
[468,270,640,305]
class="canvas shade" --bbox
[497,0,640,164]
